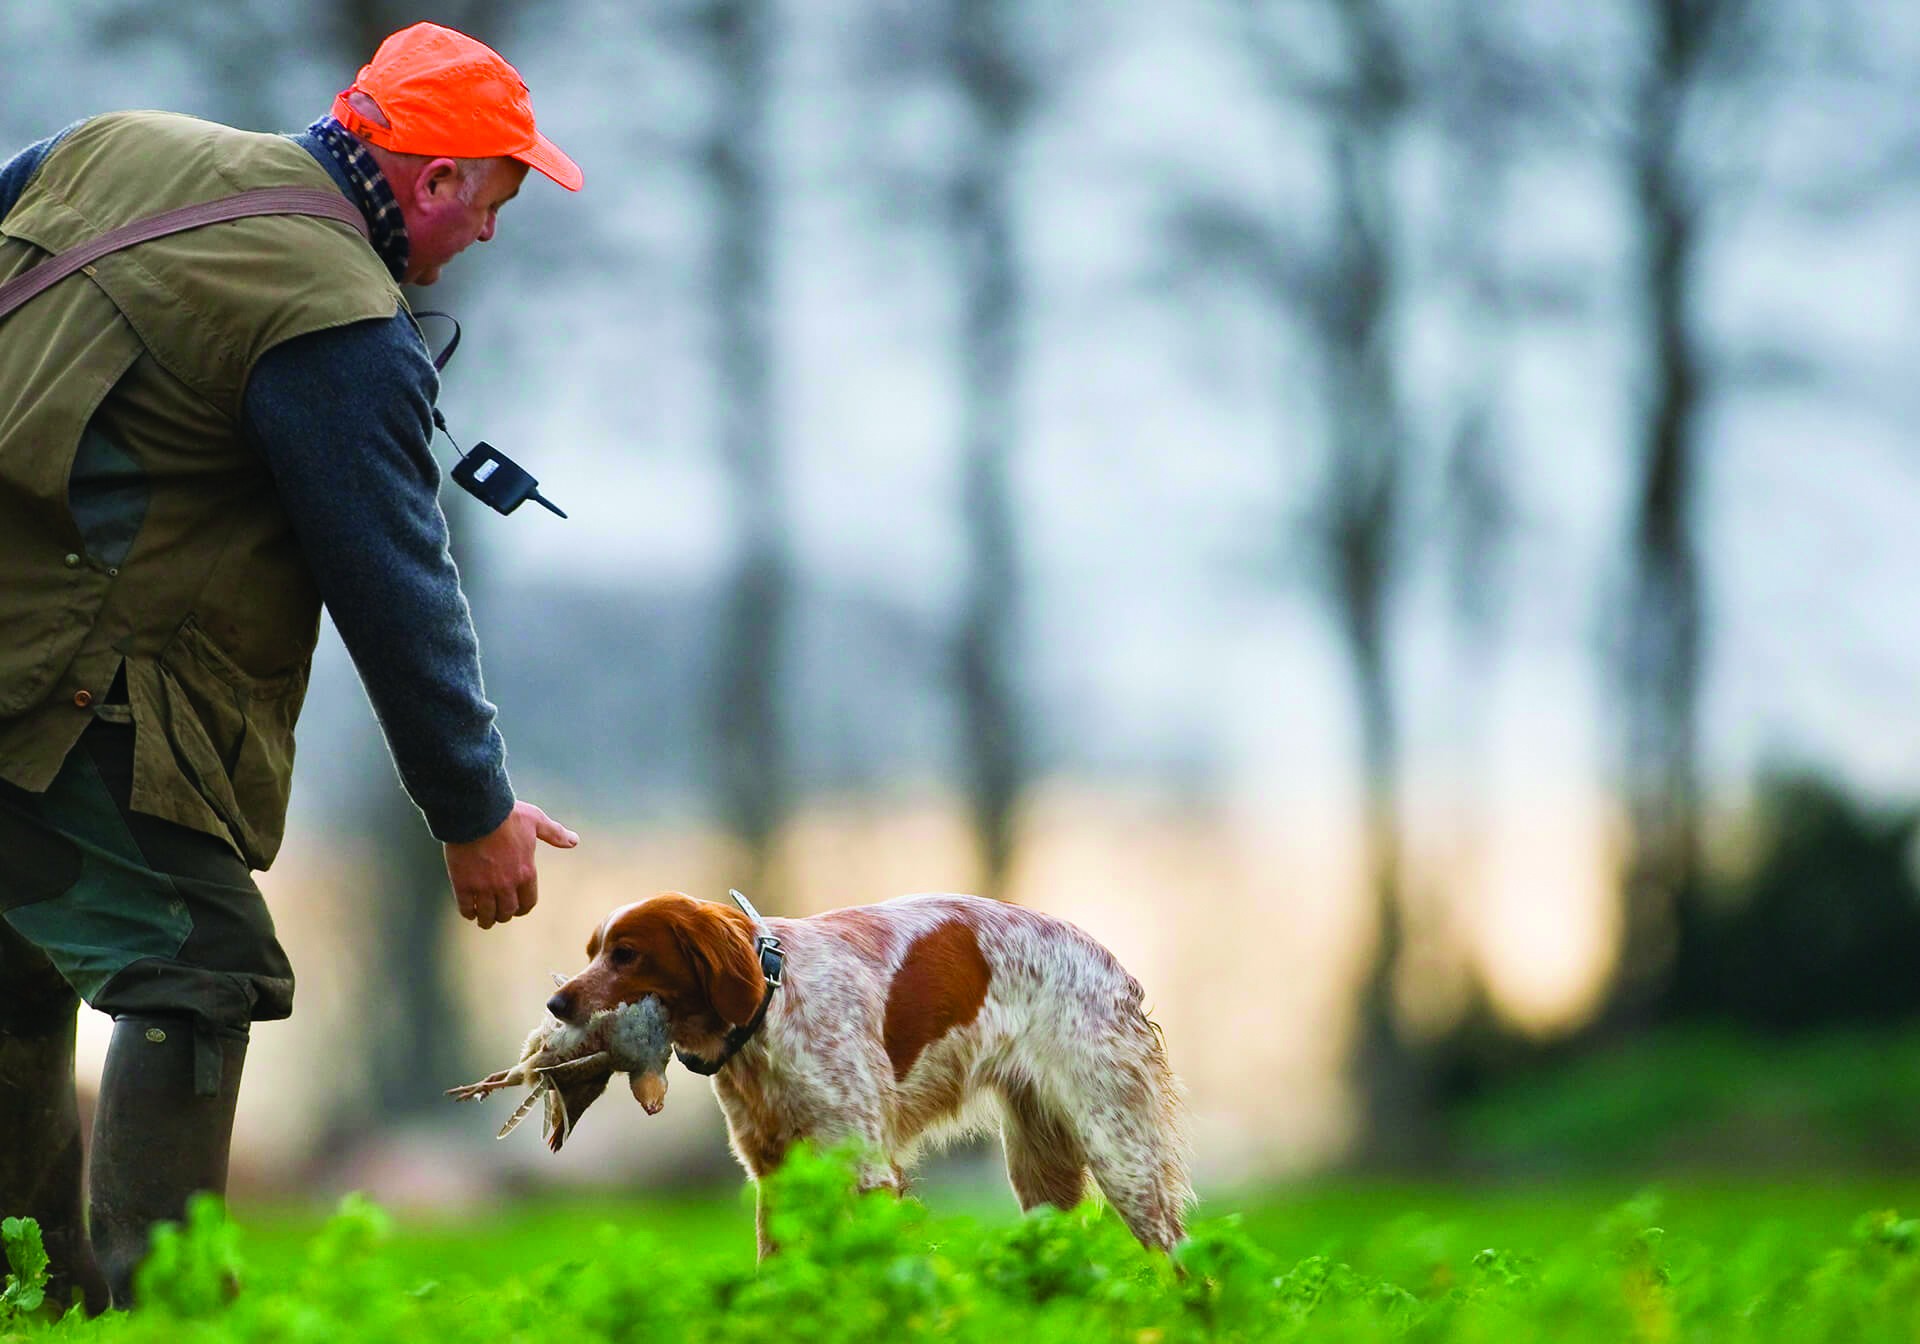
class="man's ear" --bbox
[415,157,461,202]
[670,902,763,1028]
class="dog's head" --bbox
[547,893,763,1060]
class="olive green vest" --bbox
[0,111,406,869]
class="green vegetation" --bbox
[1451,1026,1920,1170]
[2,1219,49,1321]
[6,1145,1920,1341]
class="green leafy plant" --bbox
[0,1215,49,1323]
[5,1153,1920,1341]
[130,1193,244,1318]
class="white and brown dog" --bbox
[545,891,1192,1255]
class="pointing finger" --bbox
[533,810,579,848]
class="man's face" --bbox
[400,157,528,286]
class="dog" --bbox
[545,891,1192,1255]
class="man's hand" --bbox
[444,800,579,929]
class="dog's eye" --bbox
[609,945,638,968]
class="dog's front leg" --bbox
[856,1160,903,1197]
[746,1131,894,1261]
[754,1181,777,1261]
[748,1157,892,1261]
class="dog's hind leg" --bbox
[1072,1020,1192,1251]
[996,1074,1088,1213]
[1081,1120,1184,1250]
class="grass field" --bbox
[7,1146,1920,1341]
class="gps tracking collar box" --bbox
[418,311,568,520]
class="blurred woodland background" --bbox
[5,0,1920,1201]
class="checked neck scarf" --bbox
[305,116,409,281]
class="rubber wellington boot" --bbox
[0,950,109,1317]
[87,1016,246,1309]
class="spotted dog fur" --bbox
[548,891,1192,1256]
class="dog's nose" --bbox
[547,991,576,1023]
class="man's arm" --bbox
[243,313,576,926]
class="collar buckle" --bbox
[756,934,785,988]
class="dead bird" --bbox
[447,994,673,1151]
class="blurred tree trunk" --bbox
[1221,0,1436,1167]
[1434,2,1518,688]
[701,0,790,903]
[1293,0,1430,1165]
[947,0,1029,904]
[1175,0,1432,1159]
[1610,0,1732,1021]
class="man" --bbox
[0,23,581,1313]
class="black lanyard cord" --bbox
[413,309,462,372]
[412,310,567,520]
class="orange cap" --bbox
[331,22,582,192]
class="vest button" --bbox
[63,553,80,568]
[72,689,93,709]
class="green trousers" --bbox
[0,721,293,1092]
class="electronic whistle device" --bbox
[417,310,569,521]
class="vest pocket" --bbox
[127,617,308,870]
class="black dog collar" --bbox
[674,919,785,1077]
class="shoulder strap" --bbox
[0,186,370,324]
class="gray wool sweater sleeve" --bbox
[242,319,517,845]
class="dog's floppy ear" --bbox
[667,899,764,1028]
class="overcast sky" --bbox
[3,0,1916,819]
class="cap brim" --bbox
[514,131,582,192]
